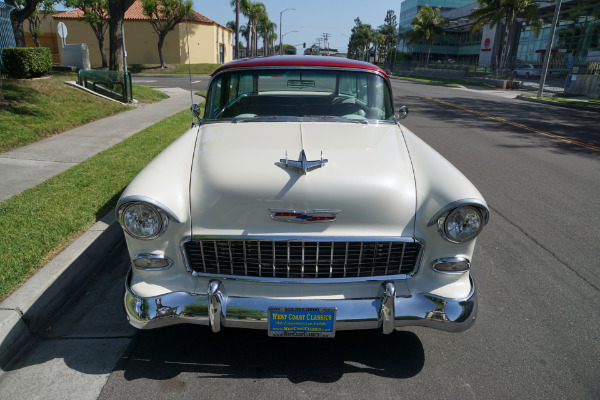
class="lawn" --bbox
[0,107,201,301]
[522,94,600,107]
[0,72,168,153]
[392,74,498,88]
[128,63,220,75]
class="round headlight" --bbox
[119,202,167,239]
[439,206,483,243]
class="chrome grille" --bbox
[184,240,421,278]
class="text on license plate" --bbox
[268,307,336,338]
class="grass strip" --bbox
[522,94,600,107]
[0,106,201,301]
[392,74,497,88]
[0,72,168,153]
[129,63,220,75]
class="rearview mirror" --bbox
[191,104,202,125]
[395,105,408,121]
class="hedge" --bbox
[1,47,52,79]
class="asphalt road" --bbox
[1,80,598,400]
[131,74,211,94]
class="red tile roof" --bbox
[54,0,226,27]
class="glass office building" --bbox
[398,0,481,62]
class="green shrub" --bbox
[1,47,53,79]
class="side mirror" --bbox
[191,104,202,125]
[395,105,409,121]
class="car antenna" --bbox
[185,16,196,127]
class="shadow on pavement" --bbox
[117,325,425,383]
[393,81,600,157]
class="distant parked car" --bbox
[512,64,541,78]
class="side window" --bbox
[210,78,223,116]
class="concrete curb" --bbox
[0,210,123,368]
[516,94,600,112]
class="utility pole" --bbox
[537,0,562,98]
[316,37,323,55]
[322,33,331,55]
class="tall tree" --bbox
[469,0,540,70]
[229,0,240,59]
[6,0,43,47]
[239,0,252,56]
[409,5,446,64]
[108,0,136,70]
[379,9,398,68]
[65,0,110,67]
[141,0,192,68]
[23,0,55,47]
[248,2,265,57]
[258,14,275,56]
[348,17,373,61]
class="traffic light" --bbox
[303,43,306,48]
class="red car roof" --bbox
[211,55,389,78]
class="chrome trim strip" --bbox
[427,198,490,227]
[189,235,419,243]
[116,195,181,224]
[117,201,170,240]
[269,209,341,223]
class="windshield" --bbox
[204,69,394,122]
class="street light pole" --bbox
[537,0,562,98]
[279,8,296,55]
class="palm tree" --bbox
[229,0,240,59]
[409,5,446,64]
[248,2,266,57]
[239,0,252,56]
[470,0,540,71]
[258,17,276,56]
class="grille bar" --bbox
[185,240,421,279]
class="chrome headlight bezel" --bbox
[428,200,489,244]
[117,201,169,240]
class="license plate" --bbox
[268,307,336,338]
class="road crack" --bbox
[490,205,599,293]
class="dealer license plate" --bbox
[268,307,336,338]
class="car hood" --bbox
[190,121,416,237]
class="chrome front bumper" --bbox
[124,272,477,334]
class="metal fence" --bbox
[385,59,599,97]
[77,70,133,103]
[0,1,16,74]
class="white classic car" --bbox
[119,56,489,337]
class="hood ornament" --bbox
[280,150,328,175]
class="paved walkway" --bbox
[0,87,200,202]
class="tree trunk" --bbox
[7,0,40,47]
[10,16,26,47]
[158,32,167,68]
[109,0,135,71]
[98,36,107,68]
[235,1,239,59]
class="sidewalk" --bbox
[0,87,200,202]
[0,87,200,368]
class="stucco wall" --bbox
[178,22,232,64]
[52,17,231,67]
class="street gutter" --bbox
[0,210,123,368]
